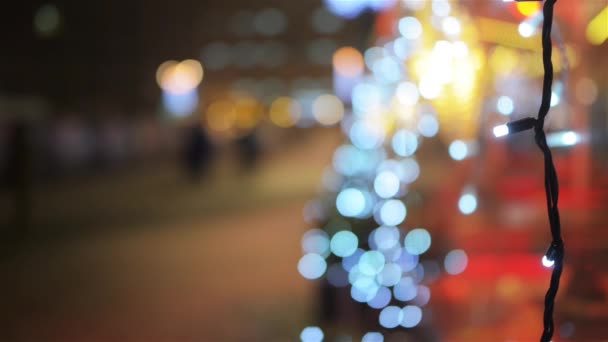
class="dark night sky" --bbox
[0,0,372,115]
[0,1,243,111]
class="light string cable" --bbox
[537,1,563,341]
[493,0,563,341]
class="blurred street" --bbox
[1,129,339,341]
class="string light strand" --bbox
[493,1,563,340]
[536,1,563,342]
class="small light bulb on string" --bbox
[493,117,537,138]
[542,255,555,268]
[493,124,509,138]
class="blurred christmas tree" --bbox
[297,1,482,340]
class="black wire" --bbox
[533,1,564,341]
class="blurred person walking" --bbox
[183,124,214,182]
[236,129,260,173]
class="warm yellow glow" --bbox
[156,59,204,94]
[489,46,519,75]
[390,97,416,128]
[206,100,236,132]
[270,97,301,128]
[312,94,344,126]
[406,11,484,142]
[180,59,204,84]
[586,6,608,45]
[234,96,263,129]
[516,2,541,17]
[332,47,364,78]
[156,60,178,88]
[411,51,431,80]
[477,17,541,51]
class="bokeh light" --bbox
[351,280,379,303]
[586,6,608,45]
[458,192,477,215]
[302,229,330,257]
[396,82,420,106]
[400,305,423,328]
[444,249,468,275]
[162,89,198,117]
[331,230,359,257]
[404,228,431,255]
[300,326,324,342]
[362,332,384,342]
[156,59,204,95]
[370,226,400,251]
[368,286,392,309]
[419,77,442,100]
[392,130,418,157]
[402,0,425,10]
[518,22,535,38]
[324,0,368,19]
[352,82,384,115]
[448,140,468,161]
[359,251,386,276]
[201,42,231,70]
[432,0,451,16]
[496,95,514,116]
[374,171,401,199]
[398,17,423,40]
[575,77,598,105]
[206,100,236,132]
[394,276,417,301]
[413,285,431,306]
[396,250,419,272]
[298,253,327,280]
[253,8,287,36]
[333,144,382,177]
[551,91,560,107]
[234,96,263,129]
[311,7,344,34]
[442,17,461,37]
[312,94,345,126]
[336,188,367,218]
[379,306,403,328]
[342,248,364,271]
[547,131,581,148]
[372,57,403,84]
[399,158,421,184]
[516,1,541,17]
[379,200,407,226]
[350,120,386,150]
[270,97,302,128]
[417,114,439,137]
[333,47,365,78]
[34,4,61,38]
[377,263,402,286]
[393,37,415,60]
